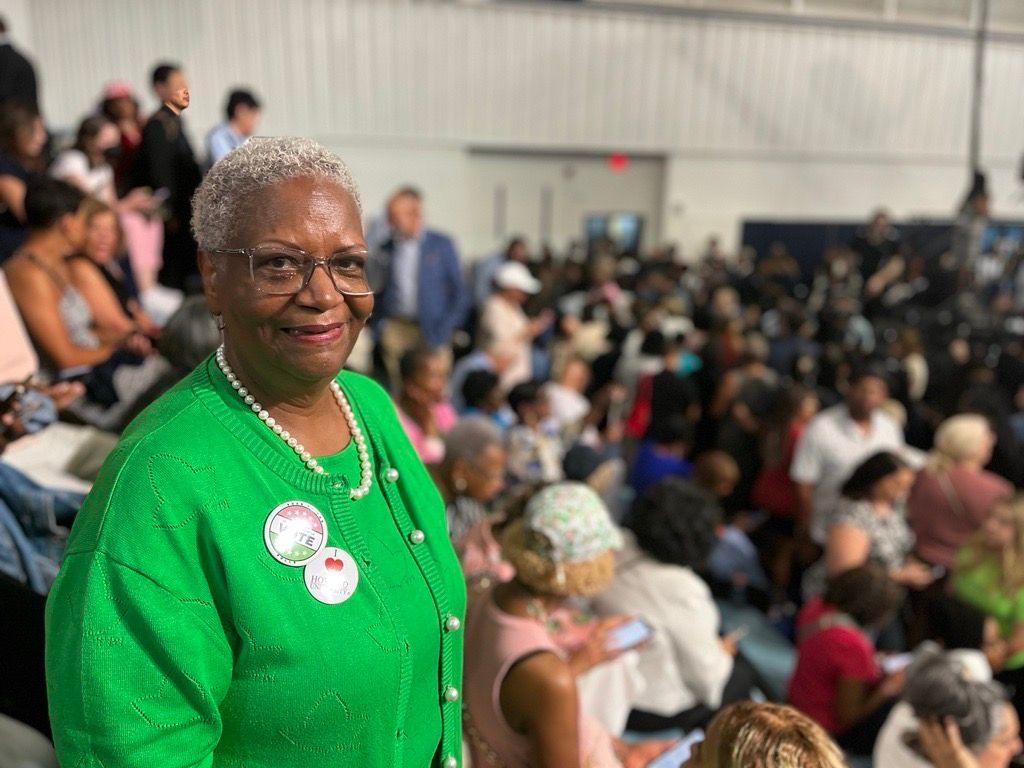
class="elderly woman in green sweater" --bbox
[45,137,466,768]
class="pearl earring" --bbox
[454,476,468,492]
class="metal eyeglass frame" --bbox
[210,247,375,297]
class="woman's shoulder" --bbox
[832,498,876,528]
[50,149,88,176]
[64,366,237,554]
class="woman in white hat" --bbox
[477,260,552,391]
[462,482,673,767]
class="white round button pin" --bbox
[264,500,328,567]
[303,546,360,605]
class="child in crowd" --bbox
[460,369,514,430]
[630,413,695,496]
[505,381,564,484]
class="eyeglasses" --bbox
[211,245,373,296]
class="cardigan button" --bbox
[444,685,460,703]
[409,529,425,545]
[385,467,400,482]
[445,615,461,632]
[443,756,458,768]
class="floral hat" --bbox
[522,482,623,564]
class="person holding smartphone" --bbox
[595,478,760,733]
[463,482,674,767]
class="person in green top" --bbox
[954,494,1024,719]
[45,136,466,768]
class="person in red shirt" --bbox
[788,562,907,757]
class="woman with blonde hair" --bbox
[683,701,847,768]
[954,495,1024,717]
[67,197,159,346]
[909,414,1011,567]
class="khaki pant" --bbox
[378,319,452,393]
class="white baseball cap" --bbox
[494,261,541,295]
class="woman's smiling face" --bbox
[200,175,374,387]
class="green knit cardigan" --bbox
[45,357,466,767]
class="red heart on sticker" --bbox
[324,557,344,571]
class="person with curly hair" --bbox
[683,701,847,768]
[789,562,907,756]
[594,478,757,732]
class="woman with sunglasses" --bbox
[46,137,466,768]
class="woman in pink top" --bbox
[908,414,1012,567]
[463,483,674,768]
[394,347,457,464]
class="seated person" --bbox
[629,413,694,496]
[954,495,1024,715]
[505,381,563,485]
[920,595,1009,680]
[692,450,741,504]
[393,347,457,465]
[874,646,1021,768]
[2,178,154,413]
[803,451,932,599]
[461,369,514,430]
[908,414,1011,568]
[595,478,756,733]
[685,701,846,768]
[428,415,507,549]
[789,562,907,756]
[463,482,673,767]
[68,198,159,341]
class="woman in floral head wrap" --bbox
[462,482,675,767]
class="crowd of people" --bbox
[4,14,1024,768]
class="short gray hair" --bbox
[191,136,361,251]
[904,645,1008,752]
[443,416,504,467]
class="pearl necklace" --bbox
[215,346,373,500]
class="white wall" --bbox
[661,156,1024,252]
[4,0,1024,256]
[466,152,664,256]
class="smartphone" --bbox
[606,618,654,653]
[646,729,705,768]
[881,653,914,675]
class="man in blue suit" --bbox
[371,187,470,390]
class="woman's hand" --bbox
[121,331,154,357]
[878,669,907,699]
[918,718,980,768]
[529,310,555,337]
[718,628,747,657]
[120,187,156,214]
[893,559,935,589]
[567,616,631,677]
[37,381,86,411]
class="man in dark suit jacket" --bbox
[0,17,38,111]
[127,62,202,292]
[371,187,470,389]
